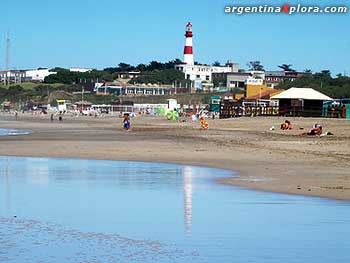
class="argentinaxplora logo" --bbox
[224,4,349,15]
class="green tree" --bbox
[276,70,350,98]
[247,61,264,71]
[278,64,295,72]
[130,69,189,86]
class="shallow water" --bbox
[0,156,350,263]
[0,128,31,136]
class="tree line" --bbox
[44,59,187,85]
[277,71,350,98]
[246,61,298,72]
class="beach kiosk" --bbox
[209,95,221,113]
[271,87,332,117]
[57,100,68,112]
[167,99,178,111]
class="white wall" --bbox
[175,64,238,82]
[25,69,56,81]
[69,68,92,73]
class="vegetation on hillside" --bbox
[44,59,185,85]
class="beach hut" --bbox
[209,95,221,113]
[219,97,241,119]
[271,87,332,117]
[167,99,178,111]
[74,101,92,111]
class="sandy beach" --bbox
[1,112,350,200]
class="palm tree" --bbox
[247,61,264,71]
[278,64,295,72]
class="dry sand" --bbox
[1,112,350,200]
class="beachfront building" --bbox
[271,87,332,117]
[212,70,265,89]
[175,63,238,83]
[90,103,134,114]
[74,101,92,111]
[25,101,49,112]
[265,71,306,88]
[95,83,172,96]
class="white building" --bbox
[69,68,93,73]
[0,70,26,84]
[25,69,56,82]
[175,62,239,82]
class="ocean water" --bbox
[0,156,350,263]
[0,128,31,136]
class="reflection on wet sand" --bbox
[4,157,11,211]
[183,166,193,234]
[0,217,196,263]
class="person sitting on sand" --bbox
[199,117,209,130]
[280,120,292,130]
[123,113,131,130]
[302,124,322,136]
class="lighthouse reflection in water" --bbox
[183,166,193,234]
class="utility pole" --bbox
[5,31,10,86]
[6,30,10,70]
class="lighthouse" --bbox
[183,22,194,65]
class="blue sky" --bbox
[1,0,349,74]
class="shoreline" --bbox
[1,113,350,201]
[2,152,347,202]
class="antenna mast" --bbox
[6,31,10,70]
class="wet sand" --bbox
[1,112,350,200]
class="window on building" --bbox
[196,75,200,78]
[206,76,210,81]
[186,74,190,80]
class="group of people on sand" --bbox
[302,123,323,136]
[120,113,210,131]
[280,120,325,136]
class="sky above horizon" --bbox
[1,0,349,74]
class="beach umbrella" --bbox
[156,107,166,116]
[166,110,179,121]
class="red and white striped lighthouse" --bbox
[183,22,194,65]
